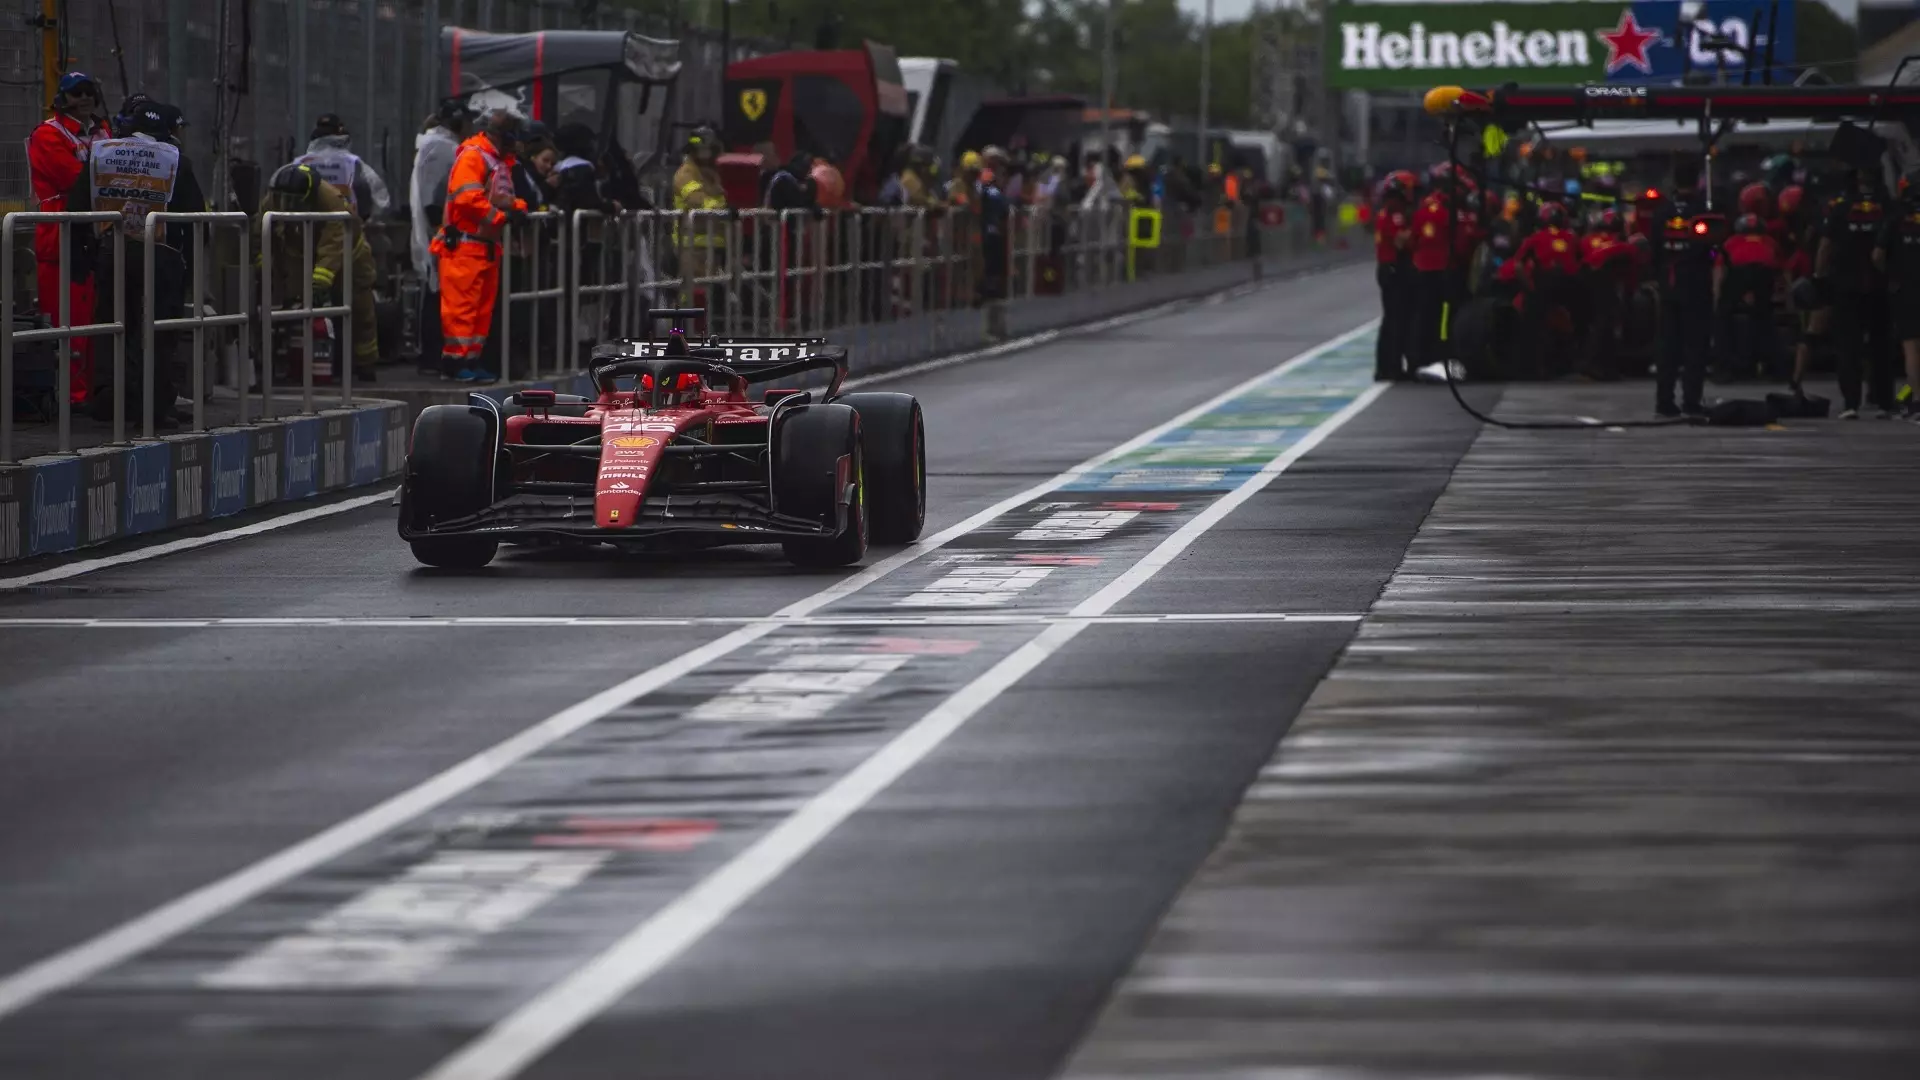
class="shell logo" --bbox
[610,436,658,449]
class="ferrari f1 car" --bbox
[397,310,925,568]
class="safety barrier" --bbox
[569,208,659,365]
[259,210,355,417]
[498,210,571,382]
[144,211,252,435]
[1,211,126,462]
[3,198,1346,467]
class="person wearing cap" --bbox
[258,161,381,384]
[410,101,473,373]
[295,113,391,221]
[62,99,198,423]
[672,126,728,310]
[29,71,110,406]
[429,110,527,383]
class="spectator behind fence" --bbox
[550,123,612,215]
[28,71,110,407]
[410,102,470,374]
[62,98,199,425]
[512,122,554,211]
[296,113,391,222]
[763,151,817,211]
[878,146,911,208]
[259,162,380,384]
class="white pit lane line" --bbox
[0,319,1383,1037]
[418,368,1391,1080]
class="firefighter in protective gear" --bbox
[29,71,109,404]
[901,144,937,207]
[432,111,528,383]
[948,150,983,207]
[672,125,728,309]
[295,113,392,221]
[259,162,382,382]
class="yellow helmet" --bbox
[960,150,982,171]
[1124,154,1147,170]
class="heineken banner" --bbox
[1327,2,1797,90]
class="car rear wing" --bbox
[589,340,849,402]
[1424,83,1920,126]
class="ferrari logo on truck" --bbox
[740,89,768,122]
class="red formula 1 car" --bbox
[397,310,925,569]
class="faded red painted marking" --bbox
[532,818,719,853]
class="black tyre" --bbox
[401,404,499,569]
[773,403,867,568]
[835,391,925,544]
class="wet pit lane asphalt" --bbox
[1066,381,1920,1080]
[0,262,1498,1079]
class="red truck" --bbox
[720,42,910,206]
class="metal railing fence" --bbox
[4,200,1334,464]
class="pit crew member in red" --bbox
[1718,213,1784,380]
[1409,165,1473,372]
[27,71,109,404]
[1373,169,1416,381]
[1581,209,1639,378]
[1513,201,1582,375]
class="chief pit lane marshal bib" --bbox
[89,134,180,241]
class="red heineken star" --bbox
[1600,10,1660,74]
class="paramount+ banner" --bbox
[1327,1,1796,90]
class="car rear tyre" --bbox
[401,404,499,569]
[835,392,924,544]
[773,403,867,568]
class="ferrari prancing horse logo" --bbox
[739,89,768,122]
